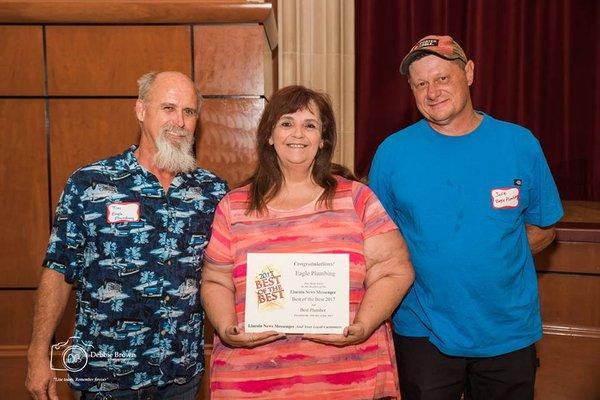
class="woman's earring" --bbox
[268,137,274,145]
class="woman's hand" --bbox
[302,321,371,347]
[203,262,286,348]
[218,324,285,348]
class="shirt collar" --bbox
[122,145,143,173]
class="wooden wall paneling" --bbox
[561,200,600,223]
[0,3,277,400]
[535,212,600,399]
[194,25,265,95]
[196,98,265,187]
[535,241,600,274]
[48,99,140,207]
[0,290,74,398]
[0,290,36,399]
[0,355,31,400]
[538,273,600,327]
[0,356,74,399]
[0,291,36,344]
[0,100,49,287]
[0,291,74,399]
[46,26,192,96]
[0,26,44,95]
[535,335,600,399]
[555,223,600,243]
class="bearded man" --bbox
[26,71,227,400]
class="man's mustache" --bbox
[161,124,193,137]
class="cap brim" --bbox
[399,50,465,75]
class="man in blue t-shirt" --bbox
[369,35,563,400]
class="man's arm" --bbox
[526,224,556,254]
[26,268,72,400]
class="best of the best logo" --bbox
[254,266,285,307]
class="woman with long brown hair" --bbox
[201,85,414,399]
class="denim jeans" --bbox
[79,374,201,400]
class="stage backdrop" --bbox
[355,0,599,201]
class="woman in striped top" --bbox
[201,85,414,399]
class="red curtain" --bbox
[355,0,600,201]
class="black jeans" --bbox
[394,334,538,400]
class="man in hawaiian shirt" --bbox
[26,71,227,400]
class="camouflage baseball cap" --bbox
[400,35,468,75]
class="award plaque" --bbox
[244,253,349,334]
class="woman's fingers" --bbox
[303,333,349,346]
[247,331,286,347]
[303,323,368,346]
[221,326,283,348]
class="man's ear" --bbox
[135,99,145,122]
[465,60,475,86]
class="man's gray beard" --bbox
[154,125,197,174]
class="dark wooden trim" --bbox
[543,324,600,339]
[0,1,278,49]
[262,3,278,50]
[556,222,600,243]
[0,1,272,23]
[0,345,28,357]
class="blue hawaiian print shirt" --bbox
[43,146,227,392]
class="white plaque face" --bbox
[244,253,350,334]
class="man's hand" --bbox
[26,269,71,400]
[25,354,58,400]
[218,324,285,348]
[303,321,371,347]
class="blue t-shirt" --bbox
[369,113,563,357]
[44,146,227,391]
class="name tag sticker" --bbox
[491,188,520,209]
[107,202,141,223]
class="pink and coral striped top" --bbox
[204,177,400,399]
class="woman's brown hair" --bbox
[243,85,356,214]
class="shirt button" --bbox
[161,330,167,336]
[166,260,173,266]
[167,227,173,232]
[164,295,170,301]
